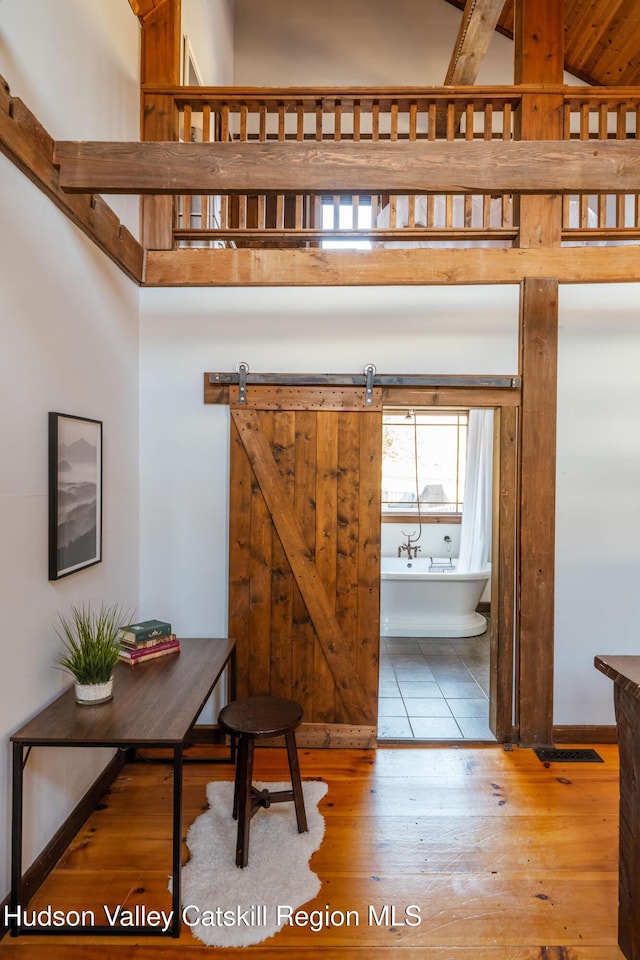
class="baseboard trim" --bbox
[0,750,127,941]
[552,724,617,744]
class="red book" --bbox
[118,638,181,664]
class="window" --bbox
[320,198,372,249]
[382,409,468,516]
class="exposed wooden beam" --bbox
[445,0,507,84]
[514,0,565,247]
[143,245,640,286]
[128,0,169,24]
[140,0,181,250]
[517,277,558,747]
[0,76,143,284]
[54,138,640,195]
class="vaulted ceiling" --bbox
[444,0,640,86]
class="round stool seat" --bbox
[217,695,308,868]
[219,695,303,739]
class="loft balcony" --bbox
[4,75,640,286]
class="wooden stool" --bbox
[217,695,308,867]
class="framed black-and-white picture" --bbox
[48,413,102,580]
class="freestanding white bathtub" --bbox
[380,557,489,638]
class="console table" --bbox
[594,654,640,960]
[10,636,236,939]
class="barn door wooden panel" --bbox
[228,394,381,736]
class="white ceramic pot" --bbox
[74,677,113,705]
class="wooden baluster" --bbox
[409,102,417,141]
[428,102,436,139]
[334,99,342,141]
[333,195,340,233]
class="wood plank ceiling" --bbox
[444,0,640,86]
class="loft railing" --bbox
[562,91,640,242]
[141,86,640,250]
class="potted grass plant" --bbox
[55,603,129,704]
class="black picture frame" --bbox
[48,412,103,581]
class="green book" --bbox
[120,619,172,644]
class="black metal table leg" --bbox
[10,741,24,936]
[171,742,183,938]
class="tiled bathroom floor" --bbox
[378,625,495,741]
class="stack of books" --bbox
[118,619,180,666]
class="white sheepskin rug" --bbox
[179,779,328,947]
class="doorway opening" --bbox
[378,406,496,741]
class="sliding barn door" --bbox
[228,390,382,742]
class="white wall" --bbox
[233,0,515,85]
[555,285,640,724]
[0,0,140,901]
[182,0,234,85]
[0,0,140,234]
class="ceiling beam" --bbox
[445,0,507,84]
[143,245,640,287]
[54,138,640,195]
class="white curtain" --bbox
[457,409,494,573]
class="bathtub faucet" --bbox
[398,540,421,559]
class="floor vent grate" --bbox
[534,747,604,763]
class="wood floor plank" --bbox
[0,744,623,957]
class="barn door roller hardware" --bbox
[208,365,521,405]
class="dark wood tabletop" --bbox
[595,655,640,702]
[11,637,235,746]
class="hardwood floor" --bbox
[0,742,624,959]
